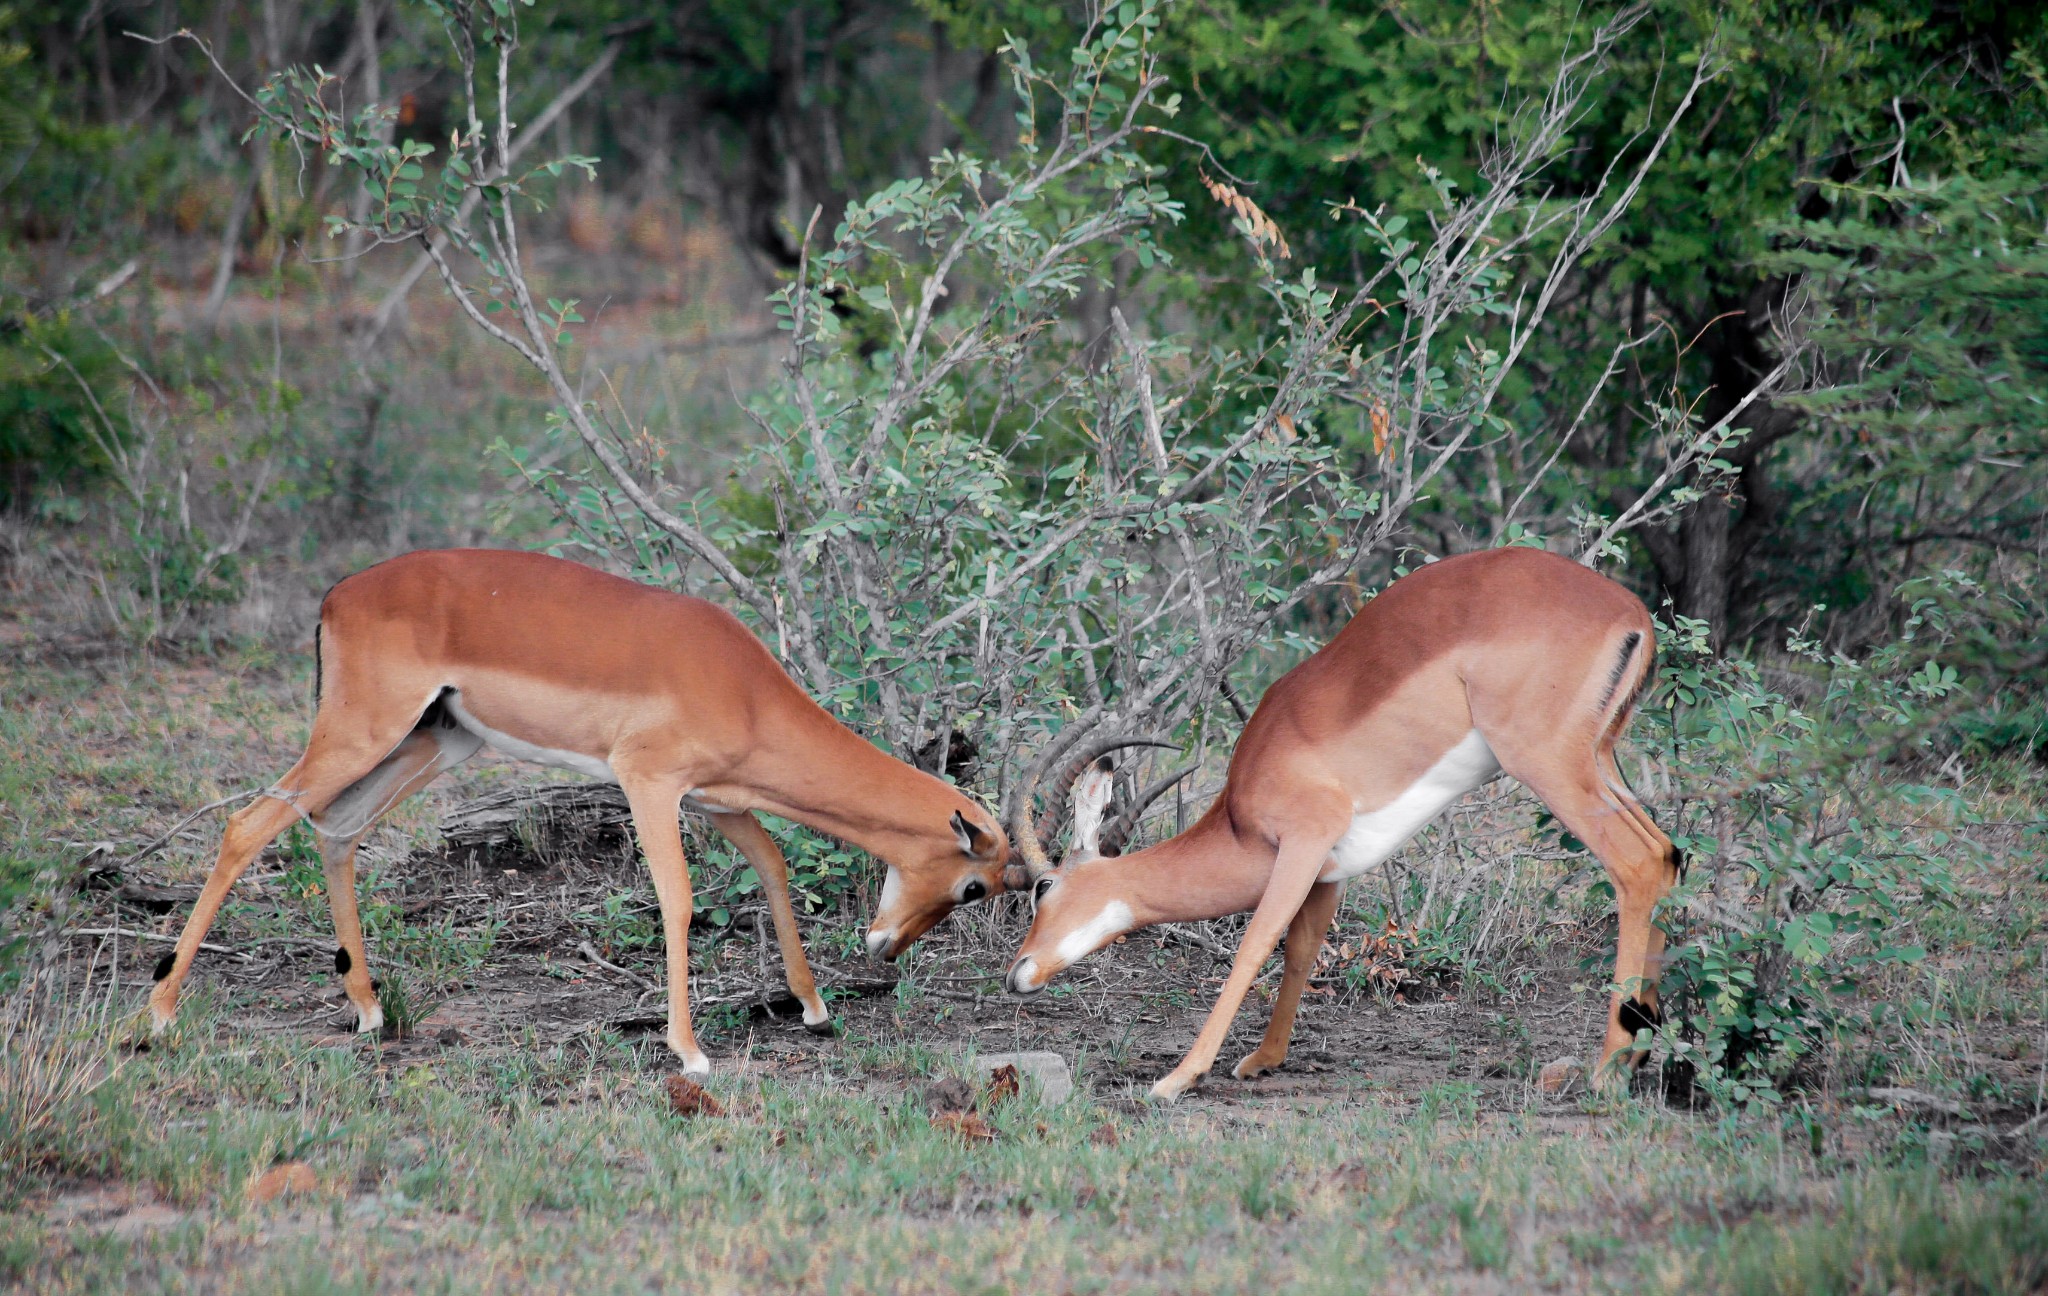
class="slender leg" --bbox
[147,733,403,1033]
[1599,744,1676,1026]
[1232,879,1342,1080]
[1154,814,1349,1101]
[708,810,831,1034]
[316,725,479,1032]
[1508,759,1675,1085]
[618,771,709,1074]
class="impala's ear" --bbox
[1069,757,1116,859]
[950,809,999,860]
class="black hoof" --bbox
[804,1017,838,1038]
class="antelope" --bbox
[145,549,1010,1073]
[1003,547,1681,1100]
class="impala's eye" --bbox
[960,879,988,904]
[1034,875,1056,902]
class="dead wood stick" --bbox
[577,939,657,991]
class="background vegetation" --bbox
[2,0,2043,1289]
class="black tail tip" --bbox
[152,952,175,982]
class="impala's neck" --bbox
[1076,807,1272,928]
[736,700,968,854]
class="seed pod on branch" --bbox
[1199,174,1292,260]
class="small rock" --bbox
[1537,1057,1587,1097]
[664,1073,725,1118]
[974,1051,1073,1104]
[923,1076,976,1116]
[246,1161,317,1205]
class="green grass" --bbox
[1691,1174,2048,1294]
[4,996,2042,1294]
[4,615,2046,1294]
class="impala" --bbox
[1003,547,1681,1100]
[145,549,1009,1073]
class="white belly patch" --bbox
[1322,730,1501,882]
[442,692,617,783]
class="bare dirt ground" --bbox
[75,813,1612,1111]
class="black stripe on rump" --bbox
[1596,630,1644,713]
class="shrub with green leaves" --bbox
[1643,579,2003,1102]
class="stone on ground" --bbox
[974,1051,1073,1104]
[1537,1056,1587,1097]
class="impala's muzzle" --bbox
[1005,957,1045,996]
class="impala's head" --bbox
[1001,737,1179,995]
[862,802,1009,960]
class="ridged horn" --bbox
[1006,731,1179,885]
[1098,762,1197,857]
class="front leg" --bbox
[707,810,833,1035]
[1154,807,1349,1101]
[1232,879,1342,1080]
[617,769,710,1075]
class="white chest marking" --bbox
[1056,900,1134,964]
[1322,730,1501,883]
[442,692,617,783]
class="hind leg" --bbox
[148,756,389,1034]
[1492,740,1677,1086]
[316,720,481,1032]
[148,694,446,1035]
[1233,880,1342,1080]
[1599,744,1679,1028]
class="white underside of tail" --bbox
[1322,729,1501,883]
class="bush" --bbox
[1645,577,2011,1102]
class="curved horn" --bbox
[1099,762,1197,857]
[1007,731,1179,884]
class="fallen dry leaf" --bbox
[665,1073,725,1118]
[1089,1123,1122,1148]
[984,1064,1021,1106]
[246,1161,317,1205]
[932,1110,997,1143]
